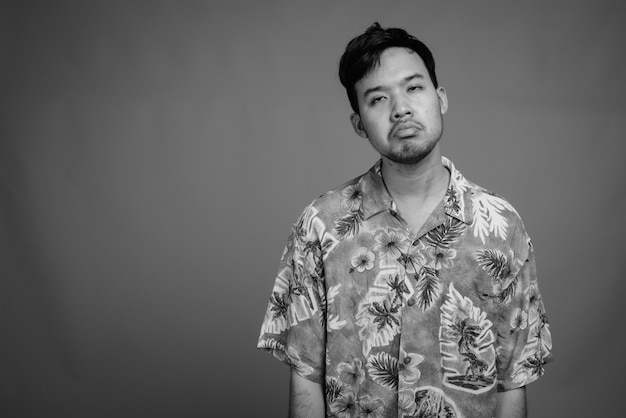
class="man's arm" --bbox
[288,368,325,418]
[495,386,527,418]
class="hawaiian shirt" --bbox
[258,157,553,418]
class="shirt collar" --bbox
[359,156,472,225]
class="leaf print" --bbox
[460,351,490,381]
[414,387,458,418]
[538,310,549,330]
[397,240,425,274]
[528,282,544,314]
[257,338,286,360]
[416,266,440,310]
[497,275,518,305]
[367,299,401,331]
[325,284,347,332]
[425,217,466,249]
[327,314,347,331]
[325,377,346,403]
[321,238,335,256]
[522,354,546,377]
[303,239,324,285]
[288,263,314,310]
[471,192,514,244]
[446,317,481,354]
[292,203,318,248]
[474,249,517,304]
[333,210,362,240]
[444,185,462,214]
[474,249,510,281]
[398,389,417,415]
[340,183,363,212]
[387,275,410,304]
[269,291,289,320]
[293,212,308,244]
[318,289,327,328]
[367,352,399,390]
[303,239,322,258]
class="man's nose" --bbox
[391,97,412,120]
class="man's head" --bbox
[339,22,439,115]
[339,23,448,166]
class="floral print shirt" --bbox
[258,157,553,418]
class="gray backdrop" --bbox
[1,1,624,417]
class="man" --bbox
[258,23,552,418]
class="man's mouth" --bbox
[391,121,423,139]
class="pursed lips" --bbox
[390,120,424,139]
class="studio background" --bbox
[1,1,624,417]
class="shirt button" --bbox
[407,298,415,306]
[403,356,412,365]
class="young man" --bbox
[258,23,552,418]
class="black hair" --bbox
[338,22,439,114]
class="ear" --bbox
[350,113,368,138]
[436,87,448,115]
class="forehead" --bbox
[356,47,429,91]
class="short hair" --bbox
[338,22,439,114]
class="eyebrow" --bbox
[363,73,425,97]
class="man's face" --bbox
[351,47,448,166]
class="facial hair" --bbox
[379,117,444,166]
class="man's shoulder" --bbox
[467,180,522,220]
[447,159,513,212]
[285,171,369,245]
[457,175,530,247]
[445,156,522,223]
[308,171,367,210]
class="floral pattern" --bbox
[351,247,376,273]
[258,157,553,417]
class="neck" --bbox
[380,147,449,202]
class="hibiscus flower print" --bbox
[426,246,457,270]
[372,228,410,260]
[350,247,375,273]
[329,391,358,418]
[510,308,528,333]
[357,395,385,418]
[400,350,424,384]
[337,359,366,386]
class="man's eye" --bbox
[408,85,423,92]
[370,96,385,105]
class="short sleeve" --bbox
[496,239,553,391]
[257,206,326,384]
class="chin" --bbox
[389,142,437,165]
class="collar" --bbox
[359,156,472,225]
